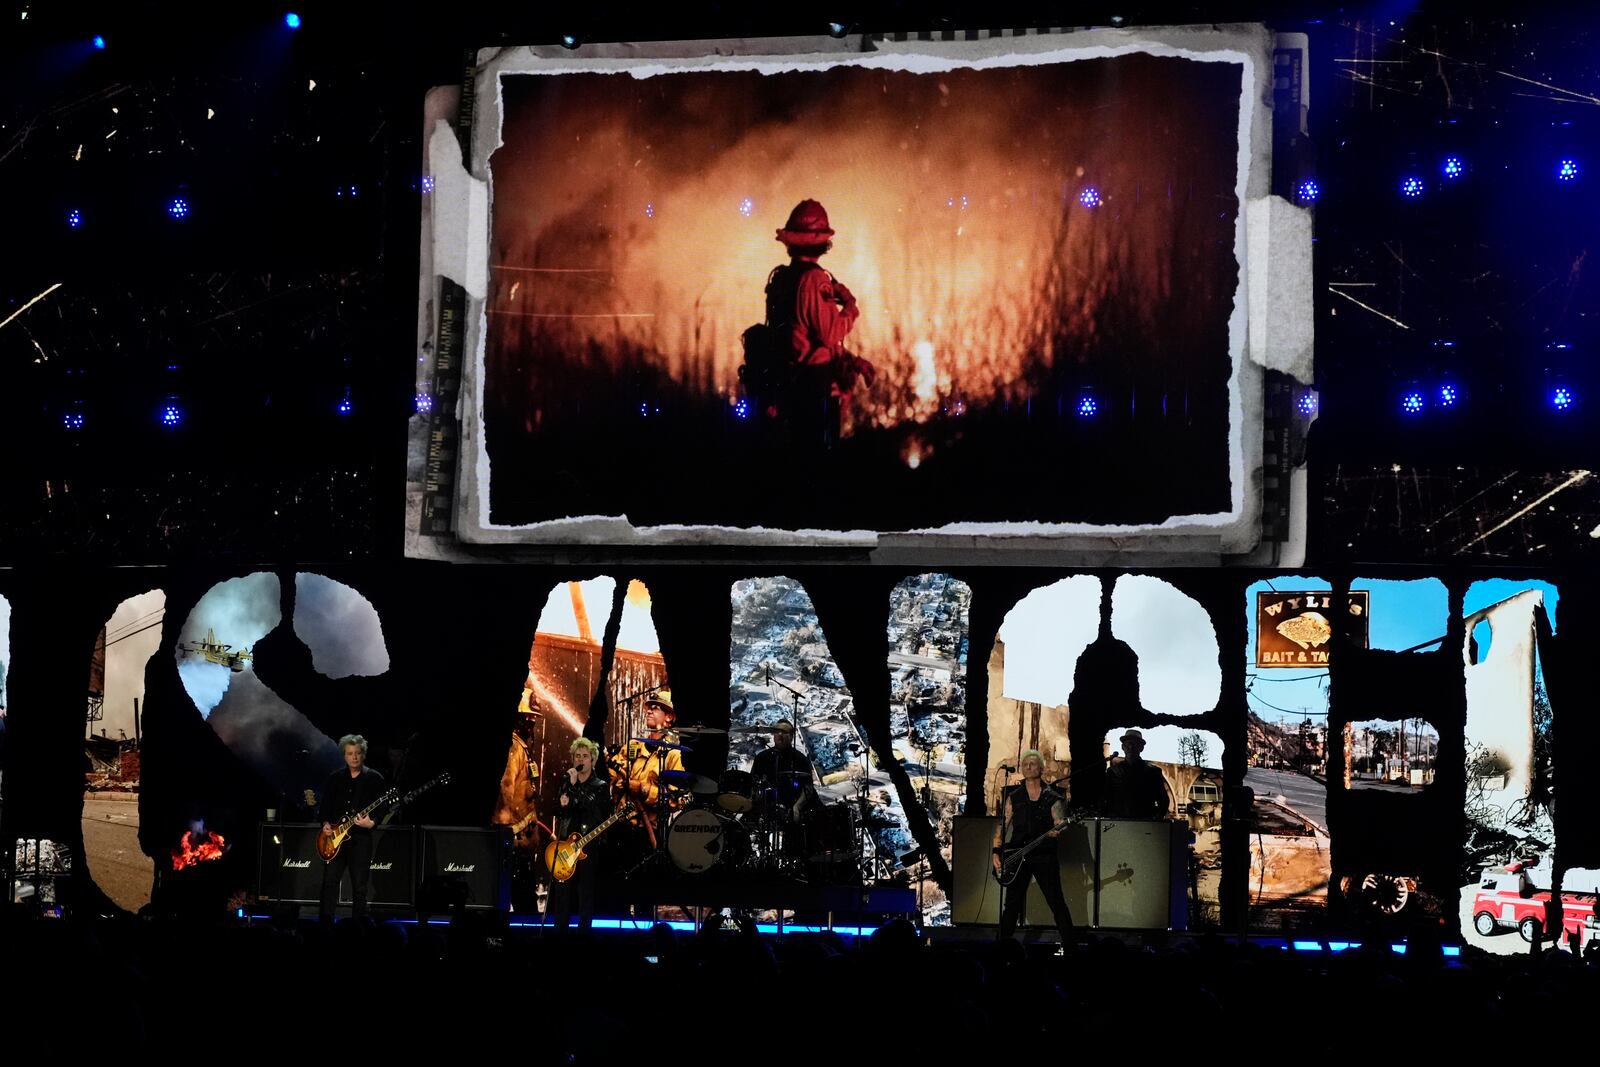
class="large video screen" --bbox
[435,29,1283,551]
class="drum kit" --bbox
[606,725,869,885]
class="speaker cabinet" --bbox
[951,816,1094,927]
[257,823,416,907]
[953,816,1186,930]
[418,826,511,912]
[257,823,324,904]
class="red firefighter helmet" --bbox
[776,199,836,246]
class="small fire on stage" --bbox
[171,829,227,871]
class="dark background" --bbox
[1,3,1598,933]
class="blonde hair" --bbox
[1019,749,1044,770]
[570,737,601,759]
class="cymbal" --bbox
[660,770,720,795]
[675,724,728,736]
[632,736,692,753]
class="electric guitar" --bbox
[316,771,451,861]
[544,802,634,883]
[993,822,1070,886]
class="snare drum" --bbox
[666,807,749,873]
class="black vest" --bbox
[1007,783,1062,854]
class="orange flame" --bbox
[171,830,227,871]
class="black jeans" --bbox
[319,831,373,922]
[548,854,597,932]
[999,852,1075,950]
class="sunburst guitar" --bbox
[544,802,634,883]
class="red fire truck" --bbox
[1472,861,1598,946]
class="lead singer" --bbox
[548,737,611,933]
[993,750,1076,953]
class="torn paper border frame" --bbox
[409,25,1309,565]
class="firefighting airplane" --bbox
[178,628,253,672]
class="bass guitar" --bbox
[316,771,451,862]
[544,802,634,883]
[993,821,1070,886]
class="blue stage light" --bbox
[1551,385,1575,411]
[733,397,751,419]
[62,412,85,431]
[1400,389,1425,415]
[1442,156,1464,179]
[1557,158,1579,183]
[1075,391,1098,418]
[1079,187,1101,208]
[420,175,435,194]
[168,197,190,220]
[67,209,82,228]
[93,35,106,49]
[1295,179,1319,203]
[1296,390,1318,416]
[336,393,353,415]
[739,197,755,217]
[560,34,581,49]
[284,12,301,29]
[1437,383,1459,409]
[1399,176,1425,199]
[159,401,183,428]
[414,392,434,414]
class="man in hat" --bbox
[743,199,875,447]
[751,719,818,823]
[616,688,687,846]
[1104,729,1172,820]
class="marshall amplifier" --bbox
[257,823,415,907]
[418,826,511,912]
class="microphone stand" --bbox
[994,763,1014,944]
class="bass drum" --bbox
[666,807,750,873]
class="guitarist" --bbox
[550,737,611,933]
[318,734,386,924]
[993,750,1076,953]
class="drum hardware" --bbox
[659,770,720,797]
[631,736,693,753]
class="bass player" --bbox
[993,749,1076,953]
[318,734,386,924]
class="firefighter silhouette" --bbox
[740,199,875,448]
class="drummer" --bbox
[616,688,688,840]
[751,720,818,822]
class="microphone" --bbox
[1000,764,1017,772]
